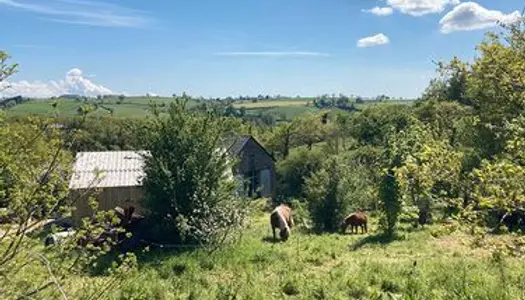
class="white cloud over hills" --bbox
[357,33,390,48]
[0,68,113,98]
[440,2,521,34]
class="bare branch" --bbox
[31,253,68,300]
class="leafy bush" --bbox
[305,156,353,232]
[379,170,401,236]
[287,198,310,230]
[348,104,414,146]
[141,100,247,248]
[276,147,325,199]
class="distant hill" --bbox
[3,96,416,120]
[4,96,183,118]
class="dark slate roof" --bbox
[222,132,275,162]
[229,135,251,156]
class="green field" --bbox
[233,100,311,109]
[5,97,182,118]
[45,211,525,299]
[4,97,415,120]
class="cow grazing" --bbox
[270,204,294,241]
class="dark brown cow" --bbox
[341,211,368,234]
[270,204,294,241]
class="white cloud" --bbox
[0,0,152,27]
[357,33,390,48]
[440,2,521,33]
[362,6,394,16]
[0,68,113,98]
[387,0,460,16]
[213,51,331,57]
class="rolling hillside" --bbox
[3,96,416,119]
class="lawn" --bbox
[36,209,524,300]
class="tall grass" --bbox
[88,214,525,300]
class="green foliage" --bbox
[379,170,401,236]
[414,100,473,145]
[0,112,136,299]
[421,57,471,106]
[389,123,463,224]
[342,145,385,210]
[305,156,353,232]
[264,122,294,159]
[276,147,325,199]
[468,116,525,229]
[264,112,333,159]
[141,100,247,247]
[0,50,18,84]
[348,105,414,146]
[291,112,333,149]
[61,116,148,152]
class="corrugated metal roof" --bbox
[69,151,150,189]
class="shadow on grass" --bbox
[350,233,403,251]
[261,236,281,244]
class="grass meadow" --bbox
[32,207,524,300]
[5,98,416,120]
[6,97,181,118]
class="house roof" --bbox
[69,151,149,189]
[228,135,251,156]
[224,133,275,162]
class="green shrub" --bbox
[379,170,401,236]
[141,100,247,248]
[276,147,325,199]
[305,156,353,232]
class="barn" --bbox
[68,135,276,224]
[68,151,148,224]
[226,135,276,200]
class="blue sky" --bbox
[0,0,522,98]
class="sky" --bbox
[0,0,523,99]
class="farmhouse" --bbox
[68,135,275,223]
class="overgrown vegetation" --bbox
[3,17,525,300]
[141,100,247,248]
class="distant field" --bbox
[233,100,310,109]
[4,97,415,120]
[5,97,185,118]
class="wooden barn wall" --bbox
[235,138,276,199]
[71,186,144,225]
